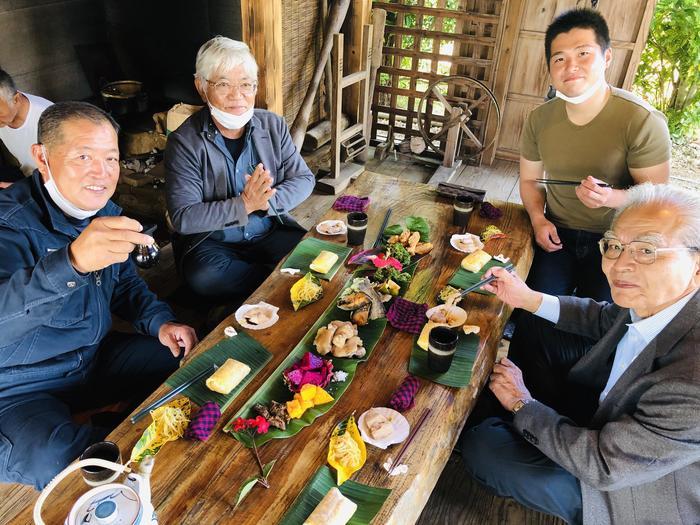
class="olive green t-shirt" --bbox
[520,87,670,233]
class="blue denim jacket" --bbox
[0,172,175,398]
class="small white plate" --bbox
[358,407,410,449]
[426,304,467,327]
[316,220,347,236]
[234,302,279,330]
[450,233,483,254]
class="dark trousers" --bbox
[0,332,178,489]
[182,224,305,299]
[461,316,600,524]
[526,226,611,301]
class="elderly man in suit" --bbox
[461,182,700,525]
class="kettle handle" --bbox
[33,458,130,525]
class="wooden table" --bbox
[12,171,533,524]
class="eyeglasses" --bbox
[598,237,699,265]
[206,79,257,96]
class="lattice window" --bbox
[371,0,503,161]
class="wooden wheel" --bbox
[416,75,501,160]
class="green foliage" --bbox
[634,0,700,139]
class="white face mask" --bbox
[41,146,101,220]
[555,74,607,105]
[209,104,254,130]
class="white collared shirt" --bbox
[533,292,696,402]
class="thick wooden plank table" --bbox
[11,171,533,524]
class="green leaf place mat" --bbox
[408,332,480,387]
[278,466,391,525]
[224,279,387,447]
[165,332,272,411]
[283,237,352,280]
[448,258,507,295]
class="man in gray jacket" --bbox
[165,37,314,300]
[462,183,700,524]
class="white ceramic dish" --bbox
[450,233,483,254]
[425,304,467,328]
[316,220,347,236]
[358,407,410,450]
[234,302,280,330]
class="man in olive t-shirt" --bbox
[519,9,670,302]
[495,10,671,424]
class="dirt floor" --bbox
[670,139,700,192]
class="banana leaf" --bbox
[408,332,479,388]
[224,280,388,447]
[282,237,352,280]
[447,259,507,295]
[278,466,391,525]
[165,332,271,411]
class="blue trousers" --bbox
[461,417,583,524]
[183,224,306,299]
[0,332,178,489]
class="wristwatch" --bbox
[511,398,530,414]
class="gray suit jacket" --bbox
[164,108,314,263]
[514,292,700,525]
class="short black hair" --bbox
[545,8,610,66]
[0,67,18,102]
[38,101,119,148]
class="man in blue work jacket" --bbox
[0,101,198,489]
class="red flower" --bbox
[372,253,403,271]
[254,416,270,435]
[232,417,248,432]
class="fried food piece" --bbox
[350,304,370,326]
[335,336,366,358]
[314,323,338,355]
[407,231,420,255]
[399,229,411,244]
[332,322,356,348]
[387,235,400,244]
[414,242,433,255]
[337,292,371,311]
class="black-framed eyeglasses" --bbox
[206,79,257,96]
[598,237,699,265]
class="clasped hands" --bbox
[242,163,276,214]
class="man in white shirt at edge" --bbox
[0,68,53,187]
[461,182,700,525]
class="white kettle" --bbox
[33,456,157,525]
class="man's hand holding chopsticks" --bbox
[576,175,620,209]
[482,266,543,313]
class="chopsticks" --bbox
[458,262,514,298]
[373,208,393,249]
[130,363,217,424]
[385,408,431,478]
[535,178,611,188]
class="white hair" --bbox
[0,68,18,103]
[194,36,258,82]
[613,182,700,249]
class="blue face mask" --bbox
[41,145,100,220]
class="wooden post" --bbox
[240,0,283,115]
[342,0,372,122]
[482,0,526,165]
